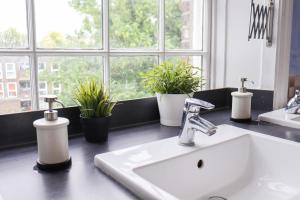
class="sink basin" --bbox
[258,108,300,129]
[94,125,300,200]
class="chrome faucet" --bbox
[178,98,217,146]
[286,90,300,114]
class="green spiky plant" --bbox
[141,61,204,94]
[74,80,116,119]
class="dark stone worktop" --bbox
[0,109,300,200]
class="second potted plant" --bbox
[141,61,203,126]
[74,80,116,143]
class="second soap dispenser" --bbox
[33,95,71,171]
[231,78,253,122]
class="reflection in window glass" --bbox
[110,56,158,101]
[0,0,28,48]
[0,56,32,114]
[110,0,159,49]
[165,0,204,50]
[35,0,102,49]
[38,56,103,109]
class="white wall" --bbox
[212,0,280,90]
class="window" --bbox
[38,63,46,71]
[19,80,30,90]
[35,0,102,49]
[38,81,47,96]
[5,63,16,79]
[7,82,17,98]
[0,57,32,114]
[0,0,28,48]
[0,83,4,98]
[165,0,204,50]
[52,82,61,95]
[0,0,210,114]
[51,63,60,72]
[111,56,158,100]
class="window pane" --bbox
[35,0,102,49]
[38,56,103,109]
[0,0,28,48]
[0,56,32,114]
[165,55,205,89]
[165,0,204,50]
[110,0,159,49]
[110,56,158,101]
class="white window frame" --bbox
[0,63,3,79]
[7,82,17,98]
[0,0,211,111]
[5,63,16,79]
[0,83,4,98]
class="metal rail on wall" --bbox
[248,0,274,47]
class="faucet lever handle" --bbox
[185,98,215,111]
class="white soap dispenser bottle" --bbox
[231,78,253,122]
[33,95,71,171]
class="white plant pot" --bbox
[156,93,190,127]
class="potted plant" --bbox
[74,80,116,143]
[141,61,203,126]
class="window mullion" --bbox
[204,0,212,90]
[102,0,110,93]
[158,0,165,64]
[27,0,39,110]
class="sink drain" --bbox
[208,196,227,200]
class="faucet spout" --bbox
[286,90,300,114]
[178,98,217,146]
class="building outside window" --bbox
[7,82,17,98]
[0,0,210,114]
[5,63,16,79]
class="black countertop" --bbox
[1,109,300,200]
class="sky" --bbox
[0,0,85,41]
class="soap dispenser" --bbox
[230,78,253,122]
[33,95,71,171]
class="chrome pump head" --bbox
[43,95,65,121]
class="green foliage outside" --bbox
[74,80,116,118]
[0,28,27,48]
[141,61,203,94]
[38,57,103,106]
[0,0,190,105]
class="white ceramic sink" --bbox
[258,108,300,129]
[94,125,300,200]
